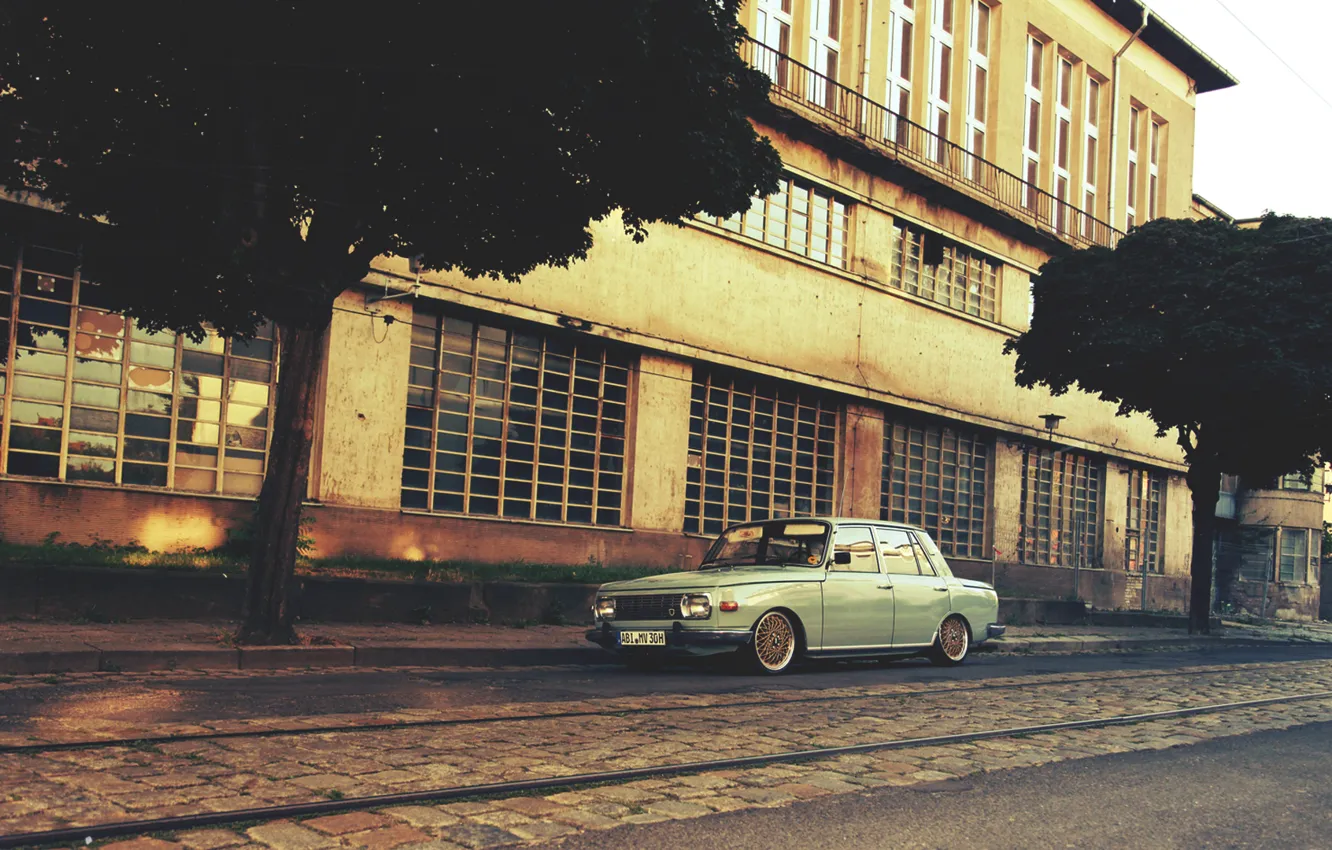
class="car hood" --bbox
[597,565,825,592]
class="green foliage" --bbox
[1323,523,1332,560]
[1007,215,1332,482]
[221,508,316,559]
[0,0,781,333]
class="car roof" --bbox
[733,517,926,532]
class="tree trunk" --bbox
[1185,449,1222,635]
[238,302,334,645]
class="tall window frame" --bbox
[684,370,837,537]
[1018,445,1104,569]
[1278,527,1311,584]
[1052,55,1074,234]
[965,1,992,180]
[1148,118,1163,221]
[886,0,917,144]
[402,307,630,527]
[754,0,794,88]
[1125,468,1164,574]
[927,0,955,165]
[1082,74,1102,238]
[881,416,990,559]
[1022,35,1045,211]
[1126,105,1140,228]
[807,0,842,108]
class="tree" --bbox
[0,1,782,643]
[1006,215,1332,633]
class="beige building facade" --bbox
[0,0,1239,612]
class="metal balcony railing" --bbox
[742,38,1121,250]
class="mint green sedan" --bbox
[586,518,1004,674]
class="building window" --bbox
[807,0,841,108]
[880,417,989,559]
[1230,526,1275,582]
[1022,35,1044,210]
[753,0,793,88]
[1148,119,1163,221]
[927,0,954,164]
[1125,468,1164,574]
[886,0,917,144]
[1018,445,1103,568]
[1052,55,1074,233]
[1279,472,1313,491]
[701,174,850,270]
[402,307,629,526]
[1279,528,1310,583]
[1126,105,1140,228]
[1082,75,1101,238]
[685,370,837,536]
[0,242,278,495]
[965,1,991,179]
[888,222,999,321]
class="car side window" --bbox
[832,526,880,573]
[874,527,922,575]
[908,533,937,576]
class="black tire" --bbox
[744,610,799,675]
[929,615,970,666]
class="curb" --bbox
[0,635,1321,674]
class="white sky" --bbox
[1144,0,1332,219]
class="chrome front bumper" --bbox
[985,623,1007,641]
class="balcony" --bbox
[742,38,1121,251]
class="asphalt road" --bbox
[537,719,1332,850]
[3,644,1332,728]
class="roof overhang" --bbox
[1090,0,1239,93]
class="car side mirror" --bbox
[834,551,852,566]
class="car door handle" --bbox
[932,586,949,592]
[877,584,893,590]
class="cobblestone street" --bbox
[3,648,1332,848]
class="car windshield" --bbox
[700,520,830,568]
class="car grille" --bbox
[612,593,683,621]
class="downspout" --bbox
[1108,5,1149,232]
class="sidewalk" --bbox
[0,618,1328,674]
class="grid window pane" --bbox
[0,241,278,492]
[401,305,628,526]
[1125,468,1165,574]
[696,173,850,271]
[881,416,989,559]
[684,370,836,536]
[887,222,998,321]
[1018,445,1104,568]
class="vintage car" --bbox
[586,517,1004,674]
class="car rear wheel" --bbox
[745,610,798,675]
[929,615,970,666]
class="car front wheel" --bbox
[745,610,798,674]
[930,615,970,666]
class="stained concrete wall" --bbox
[628,354,693,532]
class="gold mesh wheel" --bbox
[933,615,970,666]
[752,611,796,673]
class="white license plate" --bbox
[618,631,667,647]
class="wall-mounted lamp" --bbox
[558,315,593,331]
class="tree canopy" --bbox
[0,1,781,333]
[0,0,783,642]
[1006,215,1332,631]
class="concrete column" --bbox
[1162,472,1193,577]
[856,204,896,287]
[628,353,693,532]
[1000,266,1033,331]
[991,438,1024,562]
[315,289,413,509]
[1102,461,1129,572]
[839,403,885,519]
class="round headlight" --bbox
[595,596,616,621]
[681,593,712,619]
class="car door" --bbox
[819,525,894,650]
[874,527,952,647]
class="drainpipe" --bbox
[1107,5,1149,233]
